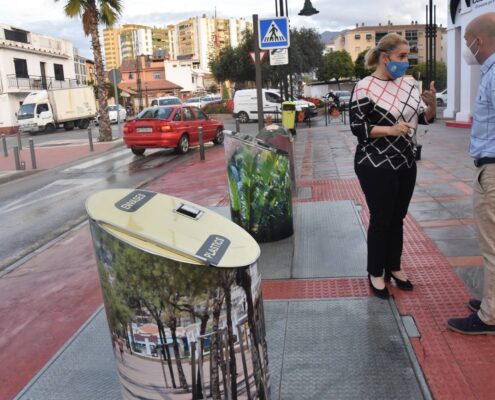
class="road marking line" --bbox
[62,149,129,172]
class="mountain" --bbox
[320,31,341,44]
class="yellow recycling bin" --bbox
[281,101,297,130]
[86,189,270,400]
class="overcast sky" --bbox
[0,0,448,59]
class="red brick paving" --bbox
[0,227,103,400]
[446,256,484,267]
[0,142,117,171]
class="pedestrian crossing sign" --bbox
[259,17,290,49]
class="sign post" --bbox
[253,15,265,131]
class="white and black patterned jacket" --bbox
[350,76,428,170]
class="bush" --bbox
[203,102,230,114]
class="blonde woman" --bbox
[349,33,436,299]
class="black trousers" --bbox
[355,162,417,277]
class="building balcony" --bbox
[6,74,81,91]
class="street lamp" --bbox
[298,0,319,16]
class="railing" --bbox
[6,74,80,91]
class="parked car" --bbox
[122,105,225,155]
[436,89,447,106]
[185,95,223,108]
[95,104,127,125]
[150,96,182,106]
[322,90,352,105]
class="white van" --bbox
[233,89,316,123]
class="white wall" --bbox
[446,1,495,122]
[165,61,194,92]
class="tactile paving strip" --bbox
[265,299,425,400]
[293,200,367,278]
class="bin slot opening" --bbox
[175,203,203,220]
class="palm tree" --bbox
[56,0,122,142]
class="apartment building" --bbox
[0,24,77,133]
[74,47,88,85]
[103,24,154,70]
[103,17,252,72]
[331,22,446,66]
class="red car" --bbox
[123,105,225,155]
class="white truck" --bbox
[17,87,97,134]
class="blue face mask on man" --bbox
[386,58,409,79]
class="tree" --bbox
[209,83,218,93]
[56,0,122,142]
[289,28,324,75]
[354,50,375,79]
[317,50,354,88]
[411,61,447,91]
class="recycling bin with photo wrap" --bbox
[224,132,294,243]
[86,189,270,400]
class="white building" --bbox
[73,47,88,85]
[445,0,495,125]
[0,24,77,134]
[164,59,211,94]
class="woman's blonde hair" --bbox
[365,33,409,68]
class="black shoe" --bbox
[447,312,495,335]
[468,299,481,312]
[368,274,390,300]
[385,271,413,291]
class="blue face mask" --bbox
[386,60,409,79]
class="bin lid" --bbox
[86,189,260,268]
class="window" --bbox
[366,34,372,41]
[195,108,207,120]
[354,34,361,40]
[14,58,28,78]
[36,104,49,114]
[54,64,64,81]
[265,92,282,104]
[173,109,182,121]
[183,108,194,121]
[153,72,161,79]
[5,28,28,43]
[128,73,134,79]
[157,107,173,119]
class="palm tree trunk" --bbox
[87,1,112,141]
[210,294,223,400]
[223,271,238,400]
[169,316,189,391]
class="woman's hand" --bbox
[422,81,437,122]
[421,81,437,108]
[388,122,416,137]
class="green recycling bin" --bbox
[86,189,270,400]
[281,101,296,130]
[224,133,294,243]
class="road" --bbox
[0,117,259,273]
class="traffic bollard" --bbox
[2,134,7,157]
[16,130,22,150]
[29,139,37,169]
[198,126,205,161]
[88,123,94,152]
[235,118,240,134]
[13,146,21,170]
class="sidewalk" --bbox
[0,137,122,184]
[1,117,495,399]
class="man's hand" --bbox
[421,81,437,108]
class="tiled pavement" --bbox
[2,115,495,399]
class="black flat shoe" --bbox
[368,274,390,299]
[468,299,481,312]
[385,271,413,291]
